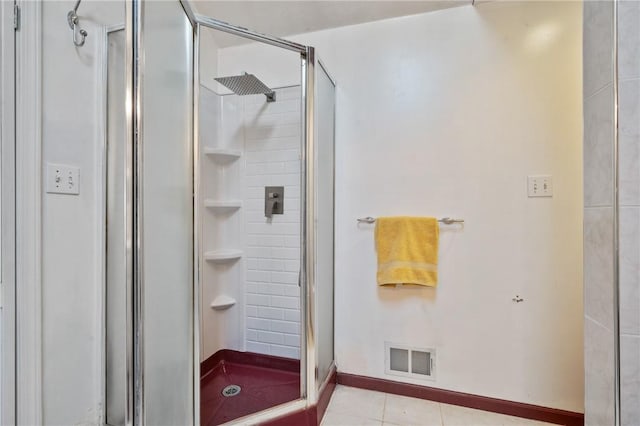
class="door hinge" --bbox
[14,4,20,31]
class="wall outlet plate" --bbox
[46,163,80,195]
[527,175,552,197]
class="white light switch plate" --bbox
[527,175,552,197]
[46,163,80,195]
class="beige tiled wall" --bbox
[584,2,640,425]
[583,2,615,425]
[618,2,640,425]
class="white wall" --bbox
[217,1,584,411]
[41,2,123,424]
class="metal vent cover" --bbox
[390,348,409,373]
[385,342,435,380]
[411,350,432,376]
[215,73,276,102]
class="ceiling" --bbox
[191,1,472,47]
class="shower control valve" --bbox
[265,186,284,218]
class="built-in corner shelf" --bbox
[204,199,242,212]
[210,295,237,311]
[203,147,242,161]
[204,249,243,262]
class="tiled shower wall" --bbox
[583,2,640,425]
[200,85,301,361]
[243,87,302,359]
[618,2,640,425]
[583,3,615,423]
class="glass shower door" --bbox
[119,5,336,422]
[315,61,336,389]
[128,1,195,424]
[105,27,128,426]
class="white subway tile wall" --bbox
[242,86,302,359]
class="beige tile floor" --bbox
[320,385,556,426]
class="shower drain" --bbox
[221,385,241,397]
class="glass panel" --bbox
[140,2,194,424]
[197,24,304,424]
[315,63,335,387]
[105,28,127,426]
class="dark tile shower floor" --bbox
[200,353,301,425]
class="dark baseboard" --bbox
[317,366,338,424]
[337,372,584,426]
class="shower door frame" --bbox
[126,1,198,425]
[0,2,16,423]
[125,0,324,423]
[192,11,321,423]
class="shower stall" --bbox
[104,1,336,425]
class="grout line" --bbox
[584,204,615,210]
[620,333,640,339]
[439,402,444,426]
[381,392,388,423]
[619,76,640,83]
[585,313,614,333]
[585,81,614,101]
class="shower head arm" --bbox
[266,91,276,103]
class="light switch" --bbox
[527,175,552,197]
[46,163,80,195]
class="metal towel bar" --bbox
[356,216,464,225]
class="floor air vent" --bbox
[385,343,435,380]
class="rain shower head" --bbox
[215,73,276,103]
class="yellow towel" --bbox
[375,216,439,287]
